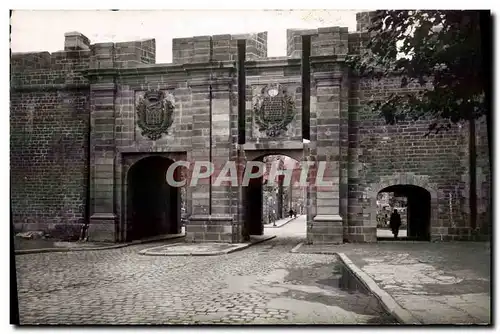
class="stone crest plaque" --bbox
[253,83,295,137]
[136,89,175,141]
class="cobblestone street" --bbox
[15,216,395,325]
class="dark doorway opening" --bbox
[242,154,305,241]
[245,166,264,237]
[126,156,181,241]
[376,184,431,241]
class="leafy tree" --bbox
[348,10,491,164]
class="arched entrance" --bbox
[126,156,181,241]
[376,184,431,241]
[242,152,305,241]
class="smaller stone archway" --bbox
[124,155,182,241]
[368,172,438,242]
[377,185,432,240]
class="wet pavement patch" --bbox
[316,265,370,295]
[283,262,399,324]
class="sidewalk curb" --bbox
[290,242,303,253]
[337,253,422,325]
[15,234,186,255]
[139,235,276,256]
[264,216,298,229]
[290,243,337,255]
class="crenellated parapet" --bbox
[172,31,268,64]
[11,16,377,83]
[286,27,349,58]
[11,32,157,90]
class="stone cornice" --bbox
[188,76,234,89]
[84,55,347,79]
[246,76,301,85]
[310,54,347,64]
[82,55,349,82]
[90,82,116,91]
[84,61,237,79]
[245,57,301,69]
[85,66,181,80]
[312,72,343,86]
[182,61,236,73]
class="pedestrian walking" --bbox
[390,209,402,239]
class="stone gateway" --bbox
[10,13,490,244]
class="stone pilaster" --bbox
[347,77,366,242]
[211,78,233,217]
[207,75,236,242]
[88,80,117,242]
[229,68,244,243]
[339,70,350,240]
[185,79,211,242]
[186,72,234,243]
[309,63,344,244]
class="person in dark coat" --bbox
[289,209,294,218]
[390,209,402,239]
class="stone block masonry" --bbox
[173,32,267,64]
[10,12,490,243]
[10,33,92,239]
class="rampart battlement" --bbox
[11,11,376,75]
[11,31,156,74]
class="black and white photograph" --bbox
[6,3,494,327]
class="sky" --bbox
[10,10,358,63]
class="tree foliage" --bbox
[348,10,489,135]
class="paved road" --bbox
[15,216,394,325]
[264,214,307,239]
[263,216,296,228]
[376,228,407,238]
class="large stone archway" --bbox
[120,153,186,242]
[366,172,439,242]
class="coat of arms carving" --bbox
[136,90,175,141]
[252,83,295,137]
